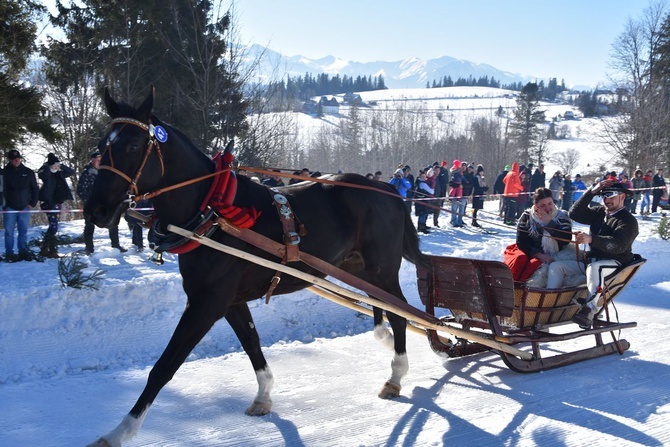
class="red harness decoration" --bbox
[206,151,260,229]
[166,151,260,255]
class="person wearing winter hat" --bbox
[37,153,75,258]
[389,168,412,202]
[502,162,523,225]
[547,179,638,329]
[77,151,127,254]
[3,150,39,260]
[471,165,488,227]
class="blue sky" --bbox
[235,0,653,87]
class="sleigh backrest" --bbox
[416,255,515,318]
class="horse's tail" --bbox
[401,202,430,269]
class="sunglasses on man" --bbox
[601,190,622,198]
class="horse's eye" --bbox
[127,138,143,153]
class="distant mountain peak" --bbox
[243,44,536,88]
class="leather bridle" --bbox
[99,117,165,208]
[99,117,228,208]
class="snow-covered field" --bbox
[1,199,669,446]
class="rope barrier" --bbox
[0,207,154,214]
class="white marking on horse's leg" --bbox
[373,324,395,350]
[378,352,409,399]
[86,408,150,447]
[245,366,274,416]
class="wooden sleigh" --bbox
[416,254,646,372]
[169,223,645,374]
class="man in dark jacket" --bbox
[547,180,639,329]
[651,168,666,213]
[494,165,509,218]
[37,153,75,257]
[77,151,127,254]
[3,150,38,258]
[530,164,546,194]
[432,161,449,227]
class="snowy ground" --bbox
[1,200,669,446]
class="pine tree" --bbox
[510,82,546,163]
[44,0,247,153]
[0,0,58,149]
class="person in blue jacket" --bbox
[572,174,586,202]
[389,168,411,198]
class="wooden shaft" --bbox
[305,285,452,344]
[167,224,532,360]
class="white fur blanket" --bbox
[524,244,587,289]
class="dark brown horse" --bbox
[85,88,426,446]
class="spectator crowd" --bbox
[2,149,666,264]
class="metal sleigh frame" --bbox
[169,223,645,373]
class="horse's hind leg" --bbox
[87,303,223,447]
[360,273,409,399]
[225,302,274,415]
[377,302,409,399]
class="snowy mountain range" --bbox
[245,44,543,89]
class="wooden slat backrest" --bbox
[416,255,515,317]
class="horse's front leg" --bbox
[87,302,224,447]
[225,302,274,415]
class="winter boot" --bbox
[572,294,599,329]
[41,235,60,258]
[48,246,61,259]
[418,223,431,234]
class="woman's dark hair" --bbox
[533,187,554,202]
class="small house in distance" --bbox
[343,92,363,105]
[318,96,340,115]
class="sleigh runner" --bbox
[416,254,645,372]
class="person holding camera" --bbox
[37,153,75,258]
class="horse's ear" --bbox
[137,86,155,121]
[104,87,121,118]
[224,139,235,155]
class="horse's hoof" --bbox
[245,400,272,416]
[86,438,115,447]
[378,381,401,399]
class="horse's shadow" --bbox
[386,350,669,446]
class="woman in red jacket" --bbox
[502,162,523,225]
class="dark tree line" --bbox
[427,75,502,89]
[427,75,568,101]
[256,73,386,109]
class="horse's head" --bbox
[85,87,166,228]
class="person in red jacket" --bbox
[502,162,523,225]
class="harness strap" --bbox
[213,217,437,322]
[271,192,301,263]
[264,191,302,303]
